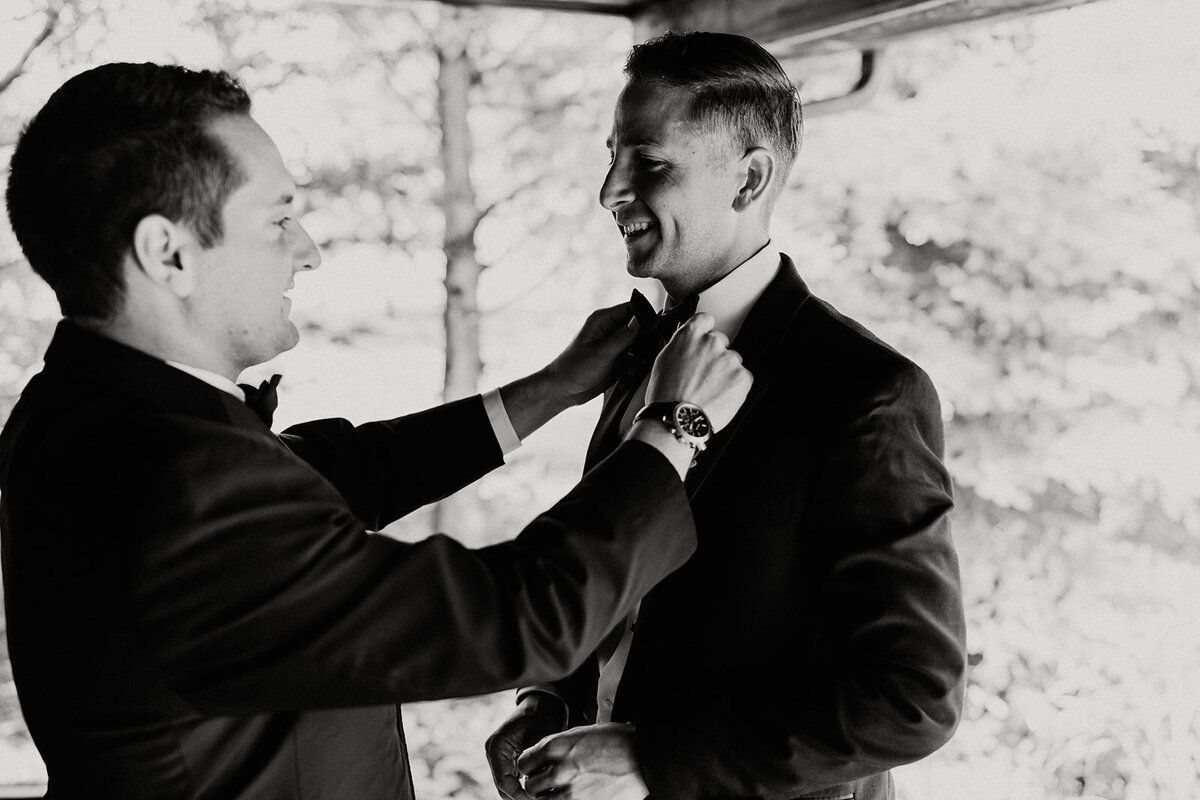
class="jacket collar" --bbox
[38,320,267,433]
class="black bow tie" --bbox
[617,290,700,390]
[238,374,281,427]
[630,289,700,347]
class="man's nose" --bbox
[599,160,632,211]
[293,221,321,272]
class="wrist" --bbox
[633,401,712,467]
[627,420,693,480]
[538,365,579,411]
[500,369,572,440]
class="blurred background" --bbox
[0,0,1197,797]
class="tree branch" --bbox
[324,5,431,113]
[300,0,435,50]
[0,5,61,96]
[475,174,547,225]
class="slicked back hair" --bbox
[625,31,802,182]
[5,62,251,319]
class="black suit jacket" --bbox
[549,257,966,800]
[0,321,697,800]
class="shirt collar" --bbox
[165,360,245,400]
[687,242,781,340]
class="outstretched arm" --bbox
[279,301,640,528]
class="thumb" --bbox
[516,736,554,777]
[586,301,636,339]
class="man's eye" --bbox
[275,217,292,229]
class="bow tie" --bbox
[617,290,700,389]
[630,289,700,346]
[238,374,282,427]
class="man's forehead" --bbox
[609,81,693,144]
[207,114,296,201]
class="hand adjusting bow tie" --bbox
[239,373,282,427]
[630,288,700,346]
[617,289,700,389]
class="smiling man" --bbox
[487,31,967,800]
[0,62,753,799]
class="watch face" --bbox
[674,403,711,439]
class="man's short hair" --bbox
[5,62,251,319]
[625,31,802,173]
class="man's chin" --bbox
[279,322,301,353]
[258,322,300,364]
[625,256,658,282]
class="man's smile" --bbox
[618,219,657,245]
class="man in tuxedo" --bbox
[486,32,967,800]
[0,62,753,798]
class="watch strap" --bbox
[633,401,710,457]
[633,402,679,427]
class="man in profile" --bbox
[487,31,966,800]
[0,62,752,798]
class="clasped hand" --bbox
[517,723,649,800]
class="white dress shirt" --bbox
[166,360,244,399]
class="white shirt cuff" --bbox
[482,388,522,457]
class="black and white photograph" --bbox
[0,1,1196,798]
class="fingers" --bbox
[523,760,578,798]
[486,735,533,800]
[645,313,753,433]
[496,769,532,800]
[675,310,715,336]
[585,301,636,338]
[577,301,639,357]
[514,733,558,778]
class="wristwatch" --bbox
[633,401,713,464]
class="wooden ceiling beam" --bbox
[631,0,1105,56]
[393,0,1110,56]
[432,0,642,15]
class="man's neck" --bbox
[685,242,778,340]
[665,235,771,304]
[664,233,771,303]
[72,315,242,382]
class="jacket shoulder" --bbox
[790,292,939,404]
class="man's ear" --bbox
[131,214,197,298]
[733,148,775,212]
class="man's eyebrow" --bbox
[606,134,662,148]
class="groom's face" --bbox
[186,114,321,373]
[599,80,746,299]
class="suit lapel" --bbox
[683,256,811,500]
[584,384,629,470]
[611,257,811,719]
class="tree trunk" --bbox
[432,15,485,539]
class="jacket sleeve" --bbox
[277,394,502,530]
[101,413,696,713]
[634,364,966,799]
